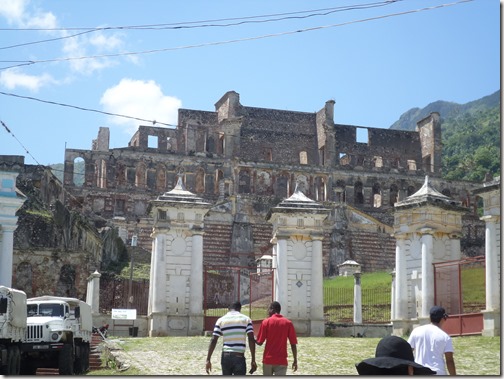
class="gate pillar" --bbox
[392,176,466,335]
[267,184,329,336]
[148,175,211,336]
[474,176,501,337]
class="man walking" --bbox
[255,301,298,375]
[408,305,456,375]
[205,301,257,375]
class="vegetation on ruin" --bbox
[24,209,53,220]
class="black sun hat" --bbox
[355,336,436,375]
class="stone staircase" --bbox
[89,332,104,371]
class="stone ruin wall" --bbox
[59,91,485,275]
[11,164,125,298]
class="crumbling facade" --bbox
[63,91,484,275]
[10,163,125,299]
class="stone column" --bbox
[420,230,434,318]
[483,217,499,310]
[390,269,396,322]
[189,230,204,334]
[0,225,16,287]
[310,236,325,336]
[275,237,288,306]
[394,238,407,320]
[353,272,362,324]
[149,231,167,336]
[86,270,101,314]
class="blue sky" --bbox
[0,0,500,165]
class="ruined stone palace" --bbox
[62,91,484,275]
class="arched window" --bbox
[354,181,364,205]
[372,182,382,208]
[215,169,224,194]
[135,162,146,188]
[315,177,326,201]
[195,168,205,193]
[238,169,251,194]
[73,157,85,187]
[276,174,290,199]
[156,164,166,192]
[390,184,399,206]
[56,265,77,298]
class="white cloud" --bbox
[100,79,182,134]
[0,0,56,28]
[0,0,127,77]
[0,68,56,91]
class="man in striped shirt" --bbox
[206,301,257,375]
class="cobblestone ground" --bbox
[105,338,211,375]
[101,335,501,376]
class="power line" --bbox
[0,1,398,50]
[0,0,473,71]
[0,91,176,127]
[0,1,400,32]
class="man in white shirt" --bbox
[408,306,456,375]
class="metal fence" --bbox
[323,287,391,324]
[99,275,149,315]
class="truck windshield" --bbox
[27,303,65,317]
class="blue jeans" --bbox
[221,353,246,375]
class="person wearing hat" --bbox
[355,335,436,375]
[407,305,456,375]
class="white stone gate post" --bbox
[267,185,329,336]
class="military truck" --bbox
[0,286,27,375]
[20,295,93,375]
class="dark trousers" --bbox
[221,353,246,375]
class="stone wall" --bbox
[11,164,125,298]
[60,91,485,274]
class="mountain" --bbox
[389,90,500,131]
[389,90,501,183]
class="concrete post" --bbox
[420,230,434,318]
[390,269,396,322]
[483,218,499,310]
[311,236,325,336]
[0,225,15,287]
[394,238,407,319]
[353,272,362,324]
[86,270,101,314]
[275,237,288,306]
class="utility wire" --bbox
[0,91,176,127]
[0,0,472,71]
[0,1,400,32]
[1,120,42,166]
[0,1,400,50]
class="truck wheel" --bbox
[83,343,90,372]
[58,344,74,375]
[73,344,83,374]
[7,345,20,375]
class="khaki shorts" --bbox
[263,364,288,376]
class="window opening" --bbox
[374,156,383,168]
[148,135,158,148]
[299,151,308,165]
[73,157,85,187]
[356,127,368,143]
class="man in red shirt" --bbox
[255,301,298,375]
